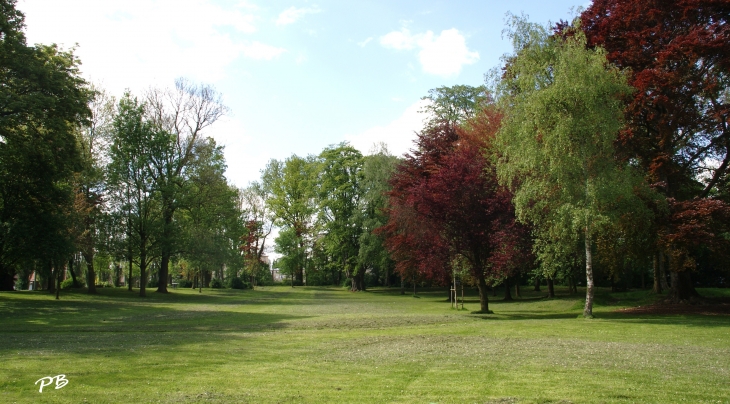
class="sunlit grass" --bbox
[1,285,728,403]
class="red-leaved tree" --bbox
[381,109,532,312]
[579,0,730,300]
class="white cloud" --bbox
[380,27,479,77]
[241,41,287,60]
[357,37,373,47]
[345,99,431,157]
[380,28,416,50]
[276,6,321,26]
[18,0,281,96]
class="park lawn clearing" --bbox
[1,286,729,403]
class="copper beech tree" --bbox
[381,108,531,313]
[579,0,730,300]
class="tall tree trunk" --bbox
[157,203,174,293]
[83,251,97,294]
[412,274,416,296]
[0,265,15,291]
[533,277,541,292]
[139,250,147,297]
[204,270,211,288]
[658,251,670,292]
[503,278,513,301]
[584,227,594,318]
[139,265,146,297]
[668,270,700,302]
[568,276,575,295]
[400,278,405,295]
[127,254,133,291]
[547,277,555,298]
[652,251,661,293]
[46,261,54,293]
[476,272,489,313]
[515,281,521,298]
[68,257,79,288]
[350,265,365,292]
[114,263,122,287]
[55,264,61,300]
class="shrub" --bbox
[61,278,85,289]
[178,279,193,288]
[210,278,223,289]
[95,281,114,288]
[228,277,246,290]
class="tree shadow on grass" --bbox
[0,294,308,339]
[591,310,730,328]
[470,308,730,328]
[474,312,580,320]
[38,286,343,307]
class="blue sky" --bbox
[19,0,585,186]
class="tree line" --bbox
[0,0,271,296]
[380,4,730,315]
[261,3,730,317]
[2,0,729,316]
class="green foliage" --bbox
[263,155,318,285]
[357,145,399,285]
[421,85,489,127]
[0,0,91,290]
[253,262,274,286]
[179,138,242,284]
[178,279,193,288]
[209,278,223,289]
[495,17,652,316]
[317,143,365,289]
[107,93,163,296]
[227,276,246,290]
[273,227,303,281]
[60,279,75,289]
[497,19,638,234]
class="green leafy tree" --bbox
[71,85,115,293]
[263,156,317,286]
[317,143,365,290]
[357,144,399,287]
[107,93,164,297]
[179,138,241,291]
[144,79,227,293]
[421,85,489,128]
[238,182,274,285]
[0,0,91,290]
[496,18,646,317]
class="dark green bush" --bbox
[178,279,193,288]
[210,278,223,289]
[228,277,246,289]
[61,278,85,289]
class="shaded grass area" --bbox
[1,285,729,403]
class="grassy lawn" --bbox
[1,285,729,403]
